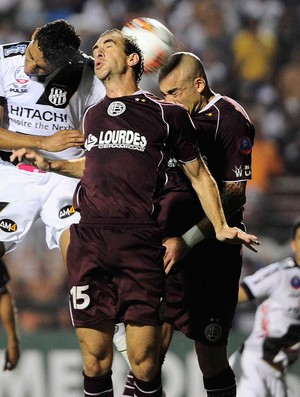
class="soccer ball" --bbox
[121,17,176,74]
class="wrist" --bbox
[181,225,205,248]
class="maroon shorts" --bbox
[67,220,166,328]
[164,238,242,346]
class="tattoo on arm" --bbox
[220,181,246,219]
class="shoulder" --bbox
[215,96,253,124]
[0,41,29,60]
[213,96,255,139]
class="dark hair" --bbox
[99,28,144,84]
[34,19,81,69]
[158,51,208,84]
[292,218,300,239]
[158,52,183,82]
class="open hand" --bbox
[10,148,50,171]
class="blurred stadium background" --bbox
[1,0,300,396]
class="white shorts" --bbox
[238,349,288,397]
[0,160,80,252]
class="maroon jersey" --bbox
[194,95,254,186]
[163,95,255,345]
[75,90,200,223]
[159,94,255,235]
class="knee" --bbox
[130,354,160,381]
[82,352,113,377]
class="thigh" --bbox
[111,224,165,326]
[68,223,165,329]
[41,173,80,250]
[0,165,44,247]
[67,224,118,328]
[184,239,242,345]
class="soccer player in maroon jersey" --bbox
[156,52,255,397]
[11,31,259,397]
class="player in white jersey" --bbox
[0,19,106,263]
[230,219,300,397]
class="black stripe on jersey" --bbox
[36,62,84,108]
[36,54,95,109]
[263,324,300,363]
[2,42,28,58]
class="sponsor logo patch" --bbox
[59,205,76,219]
[238,136,252,154]
[14,66,29,84]
[3,43,27,57]
[291,276,300,289]
[0,219,17,233]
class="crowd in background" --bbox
[1,0,300,332]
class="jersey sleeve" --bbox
[168,106,200,163]
[241,262,280,300]
[219,112,254,183]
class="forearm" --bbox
[0,293,19,345]
[47,157,85,178]
[0,128,45,151]
[190,165,227,234]
[182,182,246,247]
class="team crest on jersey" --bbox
[291,276,300,289]
[107,101,126,116]
[167,157,179,167]
[238,136,252,154]
[0,219,17,233]
[49,87,67,106]
[14,66,29,84]
[204,319,222,342]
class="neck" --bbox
[103,73,139,98]
[196,91,216,112]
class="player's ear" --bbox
[194,77,206,94]
[128,52,139,67]
[31,27,41,40]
